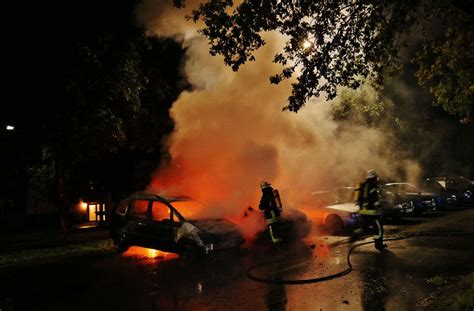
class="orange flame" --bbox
[123,246,178,260]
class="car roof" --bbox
[162,195,193,202]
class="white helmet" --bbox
[260,181,271,189]
[367,170,378,179]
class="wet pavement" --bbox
[1,209,473,311]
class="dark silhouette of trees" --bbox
[3,0,188,230]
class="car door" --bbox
[143,200,181,252]
[127,199,152,246]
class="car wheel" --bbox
[113,233,129,254]
[325,215,344,235]
[178,240,201,262]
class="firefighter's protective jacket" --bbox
[357,180,382,216]
[259,186,281,223]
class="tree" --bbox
[332,82,389,127]
[49,31,187,229]
[332,79,474,177]
[4,0,188,230]
[415,11,474,123]
[176,0,473,120]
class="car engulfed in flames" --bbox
[110,194,245,260]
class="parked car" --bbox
[110,194,245,259]
[424,176,474,207]
[311,186,410,222]
[304,188,363,234]
[381,183,437,215]
[377,188,415,219]
[306,202,362,234]
[421,179,457,209]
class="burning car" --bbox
[245,206,312,245]
[381,183,437,215]
[109,194,245,259]
[277,208,312,241]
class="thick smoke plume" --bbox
[137,1,420,231]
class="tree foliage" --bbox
[332,79,474,176]
[332,83,389,127]
[4,0,189,229]
[57,33,187,201]
[176,0,473,120]
[415,6,474,123]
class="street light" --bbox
[6,125,14,131]
[302,40,312,50]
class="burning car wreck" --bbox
[110,194,245,259]
[242,205,312,246]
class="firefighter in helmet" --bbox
[259,181,283,244]
[353,170,387,250]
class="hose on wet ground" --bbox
[246,231,474,285]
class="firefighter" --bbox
[353,170,387,250]
[259,181,283,244]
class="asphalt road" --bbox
[1,209,473,311]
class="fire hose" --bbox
[246,231,474,285]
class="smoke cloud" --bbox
[136,1,420,225]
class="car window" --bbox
[130,200,149,219]
[151,201,172,222]
[424,180,445,191]
[437,180,447,189]
[386,184,418,193]
[170,200,207,219]
[333,188,354,203]
[401,184,419,193]
[446,179,469,190]
[384,185,398,193]
[115,199,129,215]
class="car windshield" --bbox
[446,177,472,190]
[424,180,445,191]
[169,200,208,220]
[333,188,354,203]
[387,184,420,193]
[427,177,472,191]
[310,188,354,205]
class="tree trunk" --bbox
[55,144,70,232]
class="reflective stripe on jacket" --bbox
[358,208,381,216]
[265,210,281,224]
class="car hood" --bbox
[400,192,435,199]
[325,203,359,213]
[187,219,241,235]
